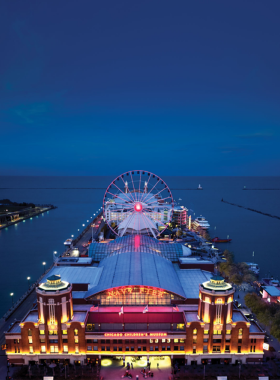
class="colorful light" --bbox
[134,203,142,212]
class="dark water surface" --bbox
[0,176,279,317]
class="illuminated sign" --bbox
[263,343,269,351]
[107,286,165,299]
[104,333,167,337]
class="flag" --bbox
[143,305,149,314]
[173,305,179,312]
[119,306,124,316]
[90,305,99,312]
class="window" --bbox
[238,346,241,353]
[28,338,33,344]
[14,339,17,344]
[118,347,122,351]
[106,346,110,351]
[63,345,68,353]
[29,346,33,354]
[193,337,197,344]
[216,299,223,324]
[74,329,78,336]
[251,338,256,343]
[150,339,153,343]
[94,346,98,351]
[113,340,117,344]
[14,347,17,353]
[39,330,45,335]
[162,339,166,343]
[177,323,185,330]
[74,338,79,344]
[167,339,171,343]
[75,346,79,354]
[162,346,166,351]
[225,345,230,352]
[150,346,154,351]
[155,339,158,343]
[180,346,184,351]
[226,339,231,343]
[63,339,68,343]
[238,329,243,336]
[203,338,208,343]
[62,330,67,335]
[155,346,159,351]
[174,346,179,351]
[101,339,105,344]
[41,346,46,353]
[28,329,32,336]
[167,346,171,351]
[203,345,208,353]
[18,347,20,353]
[174,339,179,343]
[138,347,141,351]
[226,330,231,335]
[94,339,98,343]
[126,347,129,351]
[238,339,242,344]
[143,347,147,351]
[49,330,58,335]
[101,346,105,351]
[204,330,209,335]
[180,339,185,343]
[86,323,94,331]
[213,346,221,353]
[118,340,122,344]
[193,329,197,335]
[213,330,222,335]
[131,346,134,351]
[40,339,45,343]
[113,346,117,351]
[193,348,196,354]
[213,339,221,343]
[250,346,256,353]
[49,299,55,324]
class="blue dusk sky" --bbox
[0,1,280,176]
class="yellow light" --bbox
[101,359,112,367]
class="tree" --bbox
[229,273,243,286]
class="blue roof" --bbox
[85,250,186,298]
[88,235,189,261]
[263,286,280,297]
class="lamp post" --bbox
[10,293,14,306]
[27,277,30,289]
[42,262,46,274]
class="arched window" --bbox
[193,329,197,335]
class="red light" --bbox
[134,203,142,212]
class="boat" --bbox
[211,237,232,243]
[245,262,260,275]
[198,184,203,190]
[64,238,73,246]
[193,216,210,230]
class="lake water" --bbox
[0,176,279,317]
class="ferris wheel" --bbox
[103,170,174,238]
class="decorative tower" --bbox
[36,275,73,353]
[198,276,235,353]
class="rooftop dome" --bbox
[201,275,232,292]
[38,274,70,292]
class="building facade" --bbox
[5,235,265,366]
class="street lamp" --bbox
[87,220,89,222]
[10,293,14,306]
[71,235,74,238]
[42,262,46,273]
[82,224,85,227]
[27,277,31,288]
[54,251,57,254]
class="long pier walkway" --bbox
[222,199,280,220]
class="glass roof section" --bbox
[88,235,186,262]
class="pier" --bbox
[222,199,280,220]
[0,204,57,230]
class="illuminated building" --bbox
[5,235,265,366]
[172,206,188,227]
